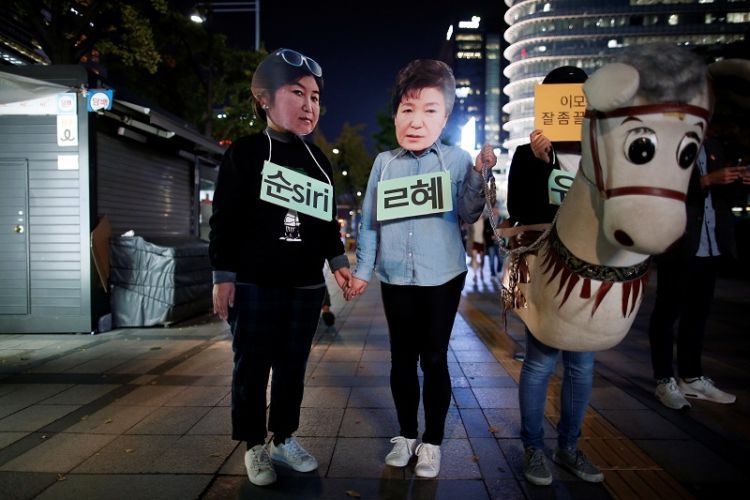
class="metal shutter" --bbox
[96,133,193,238]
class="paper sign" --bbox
[548,168,576,206]
[534,83,587,142]
[57,155,79,170]
[377,171,452,221]
[57,114,78,146]
[260,161,333,221]
[0,93,77,116]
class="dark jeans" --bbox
[228,283,325,446]
[648,255,718,380]
[380,272,466,445]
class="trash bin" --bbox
[109,236,212,327]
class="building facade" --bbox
[503,0,750,151]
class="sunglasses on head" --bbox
[275,48,323,78]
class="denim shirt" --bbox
[354,143,487,286]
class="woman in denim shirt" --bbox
[346,59,495,478]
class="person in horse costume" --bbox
[507,44,711,486]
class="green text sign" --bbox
[260,161,332,221]
[377,171,452,221]
[547,168,575,206]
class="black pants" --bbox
[228,283,325,446]
[380,272,466,445]
[648,255,718,380]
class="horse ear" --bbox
[584,63,640,112]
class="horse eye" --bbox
[624,128,657,165]
[676,135,701,169]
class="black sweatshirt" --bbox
[209,130,347,287]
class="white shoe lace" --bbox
[250,447,272,473]
[389,436,409,455]
[416,444,438,463]
[282,438,310,461]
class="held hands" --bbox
[473,143,498,173]
[213,282,235,321]
[530,129,552,163]
[344,277,368,301]
[334,267,353,291]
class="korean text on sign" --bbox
[376,171,453,221]
[259,161,333,221]
[534,83,587,142]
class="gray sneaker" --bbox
[655,377,691,410]
[523,447,552,486]
[553,447,604,482]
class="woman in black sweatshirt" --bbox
[209,49,351,487]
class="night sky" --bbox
[215,0,507,147]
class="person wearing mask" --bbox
[507,66,604,486]
[346,59,496,478]
[209,48,351,487]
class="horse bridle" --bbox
[584,103,711,201]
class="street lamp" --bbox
[194,1,262,51]
[190,12,205,23]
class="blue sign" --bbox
[86,89,114,112]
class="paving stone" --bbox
[0,405,80,432]
[72,435,177,473]
[328,437,403,478]
[296,408,344,437]
[458,408,494,438]
[0,471,58,500]
[66,404,157,434]
[35,473,212,500]
[306,375,391,387]
[0,431,28,451]
[360,349,391,362]
[426,438,481,480]
[187,406,232,435]
[452,388,480,409]
[0,432,117,473]
[469,437,514,479]
[126,406,211,435]
[0,384,72,409]
[635,438,744,483]
[468,376,517,388]
[356,362,391,377]
[163,385,229,406]
[301,387,351,408]
[320,348,363,362]
[597,409,691,440]
[339,408,398,437]
[348,387,394,408]
[472,388,520,409]
[482,409,525,439]
[590,386,650,410]
[460,363,509,378]
[41,384,120,405]
[453,350,497,362]
[484,478,526,500]
[311,362,358,377]
[109,385,188,407]
[152,434,237,473]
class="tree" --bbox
[372,103,398,153]
[313,123,373,208]
[6,0,167,74]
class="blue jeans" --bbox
[486,243,502,276]
[519,329,595,450]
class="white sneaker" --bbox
[414,443,441,478]
[244,444,277,486]
[679,376,736,404]
[269,436,318,472]
[655,377,691,410]
[385,436,417,467]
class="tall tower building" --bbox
[502,0,750,152]
[444,16,505,151]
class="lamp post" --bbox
[192,1,261,51]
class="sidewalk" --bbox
[0,264,747,499]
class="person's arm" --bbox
[458,144,496,224]
[352,154,383,284]
[209,142,246,320]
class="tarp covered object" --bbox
[110,236,212,327]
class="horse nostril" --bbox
[614,230,634,246]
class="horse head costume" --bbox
[505,44,712,351]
